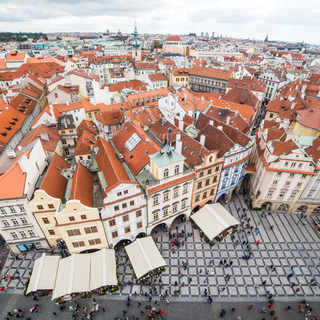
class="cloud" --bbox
[0,0,319,44]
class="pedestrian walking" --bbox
[285,305,292,310]
[230,261,233,267]
[166,299,170,305]
[248,305,253,310]
[231,307,235,313]
[269,302,274,308]
[261,307,266,313]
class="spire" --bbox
[132,22,141,49]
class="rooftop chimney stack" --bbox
[175,133,182,154]
[200,134,206,146]
[226,116,231,125]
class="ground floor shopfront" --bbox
[7,238,49,254]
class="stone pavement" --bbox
[1,194,320,302]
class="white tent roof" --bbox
[52,253,90,300]
[27,253,60,294]
[191,203,239,240]
[126,237,166,279]
[90,248,117,291]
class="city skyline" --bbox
[0,0,319,45]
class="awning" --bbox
[125,237,166,279]
[26,253,60,294]
[90,248,117,291]
[191,203,239,240]
[52,253,91,300]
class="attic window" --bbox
[125,133,141,152]
[183,146,188,150]
[0,132,7,137]
[145,150,149,154]
[190,151,194,156]
[130,155,133,159]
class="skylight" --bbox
[125,133,141,152]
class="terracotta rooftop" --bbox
[189,66,232,81]
[227,76,265,92]
[222,87,259,109]
[75,130,95,155]
[77,119,99,137]
[165,36,182,42]
[148,73,167,82]
[40,153,70,199]
[108,80,147,92]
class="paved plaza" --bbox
[1,195,320,303]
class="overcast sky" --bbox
[1,0,320,45]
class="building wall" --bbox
[55,200,108,254]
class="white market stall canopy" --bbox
[26,248,117,300]
[26,254,60,294]
[125,237,166,279]
[191,203,240,240]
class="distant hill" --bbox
[0,32,48,43]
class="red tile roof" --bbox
[77,119,99,137]
[6,51,26,61]
[227,76,265,92]
[112,122,162,175]
[190,66,232,81]
[69,162,93,207]
[165,36,182,42]
[273,140,297,156]
[148,73,167,82]
[40,153,70,199]
[75,130,95,155]
[222,87,259,109]
[108,80,147,92]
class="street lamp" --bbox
[12,271,24,286]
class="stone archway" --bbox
[192,205,201,214]
[136,232,146,239]
[312,206,320,215]
[261,202,273,210]
[216,193,228,204]
[277,204,290,212]
[296,205,308,214]
[114,239,132,251]
[205,200,213,205]
[149,223,168,236]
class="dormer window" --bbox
[174,165,179,174]
[164,169,169,178]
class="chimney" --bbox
[17,145,22,151]
[66,101,69,106]
[226,116,230,125]
[201,96,204,101]
[3,95,7,104]
[179,119,184,131]
[209,120,214,126]
[301,84,307,94]
[40,132,49,141]
[290,102,296,109]
[188,109,193,117]
[200,134,206,146]
[175,133,182,154]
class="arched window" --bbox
[209,156,213,162]
[164,169,169,178]
[174,165,179,174]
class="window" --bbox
[183,185,188,194]
[195,195,200,202]
[37,205,43,210]
[215,166,219,172]
[11,232,18,239]
[209,156,213,162]
[313,181,320,188]
[123,215,129,222]
[137,222,142,229]
[199,171,204,177]
[285,181,291,186]
[67,229,81,236]
[197,182,202,189]
[117,192,122,197]
[61,139,67,145]
[307,191,314,198]
[19,231,27,238]
[109,219,116,227]
[153,211,159,220]
[112,231,118,238]
[89,238,101,245]
[20,218,28,225]
[122,203,127,209]
[124,190,128,194]
[267,190,274,197]
[172,204,178,212]
[69,216,75,221]
[54,93,58,98]
[136,210,142,218]
[284,162,289,167]
[213,176,217,183]
[164,192,169,201]
[298,163,303,168]
[42,217,49,224]
[2,220,9,227]
[153,197,159,206]
[290,192,297,199]
[11,219,18,226]
[277,172,282,176]
[272,180,278,185]
[0,207,6,214]
[174,189,179,198]
[297,183,302,187]
[291,163,296,168]
[85,226,98,234]
[279,191,286,198]
[203,192,207,199]
[49,229,55,235]
[48,204,54,209]
[125,226,131,233]
[19,205,25,212]
[302,174,307,179]
[289,173,295,178]
[181,200,186,209]
[114,206,119,211]
[208,169,212,175]
[164,169,169,178]
[163,208,169,216]
[174,165,179,174]
[205,179,210,186]
[72,241,85,248]
[130,201,134,206]
[69,130,74,133]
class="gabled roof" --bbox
[165,36,182,42]
[96,109,123,126]
[149,144,185,168]
[75,130,95,155]
[77,119,99,137]
[112,122,162,175]
[69,162,93,207]
[189,66,232,81]
[222,87,259,108]
[227,76,265,92]
[273,140,297,156]
[40,153,70,200]
[94,137,135,195]
[108,80,147,92]
[148,73,167,82]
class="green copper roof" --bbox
[132,22,141,49]
[292,134,317,147]
[149,144,185,168]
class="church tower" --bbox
[132,22,141,62]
